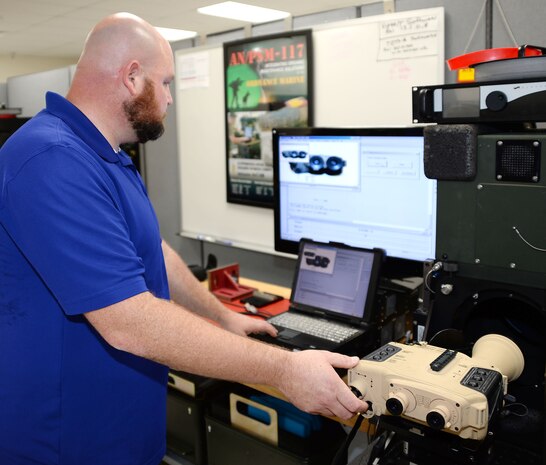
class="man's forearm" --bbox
[161,240,230,324]
[86,291,287,385]
[85,291,367,419]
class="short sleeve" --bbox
[1,146,149,314]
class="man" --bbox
[0,12,367,465]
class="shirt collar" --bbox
[117,148,136,167]
[45,92,123,164]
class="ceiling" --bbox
[0,0,366,59]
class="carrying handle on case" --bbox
[229,393,279,446]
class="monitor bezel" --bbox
[272,126,431,278]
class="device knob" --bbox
[426,405,451,430]
[348,370,368,402]
[485,91,508,111]
[350,385,363,399]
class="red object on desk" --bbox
[224,297,290,317]
[208,263,255,302]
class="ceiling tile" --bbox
[0,0,369,58]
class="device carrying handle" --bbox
[229,393,279,446]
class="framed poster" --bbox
[224,30,313,207]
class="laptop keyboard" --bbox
[268,312,360,343]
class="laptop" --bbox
[254,239,384,355]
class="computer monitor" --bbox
[273,126,437,277]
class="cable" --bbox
[424,261,443,294]
[495,0,518,46]
[513,226,546,252]
[367,415,381,448]
[357,417,383,465]
[501,402,529,418]
[463,0,487,54]
[463,0,518,54]
[330,414,365,465]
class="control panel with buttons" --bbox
[364,344,401,362]
[461,367,502,394]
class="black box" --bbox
[166,371,222,465]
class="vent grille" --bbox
[496,140,540,183]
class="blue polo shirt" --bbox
[0,92,170,465]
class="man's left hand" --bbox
[219,310,278,338]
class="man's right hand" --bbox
[276,350,368,420]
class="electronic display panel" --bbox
[273,127,436,275]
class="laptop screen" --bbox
[290,240,383,323]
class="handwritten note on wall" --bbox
[378,14,439,60]
[176,51,210,90]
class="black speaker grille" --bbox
[495,140,540,182]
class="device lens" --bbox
[386,398,404,416]
[426,411,446,430]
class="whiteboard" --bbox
[176,7,444,254]
[313,7,444,126]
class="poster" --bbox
[224,30,313,207]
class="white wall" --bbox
[0,83,7,107]
[7,67,73,117]
[0,54,77,82]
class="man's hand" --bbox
[277,350,368,420]
[218,310,278,337]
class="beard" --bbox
[123,79,165,143]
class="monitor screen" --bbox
[291,239,383,322]
[273,127,437,275]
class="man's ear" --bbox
[123,61,141,95]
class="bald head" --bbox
[67,12,175,148]
[77,12,171,78]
